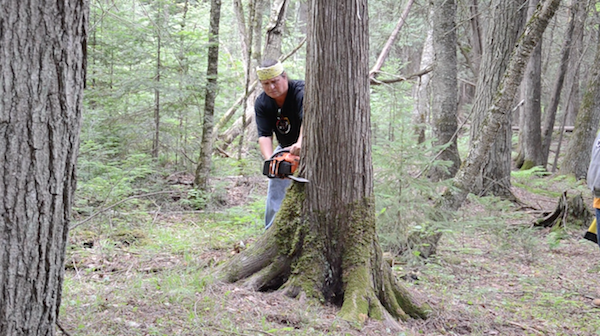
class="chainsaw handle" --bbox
[269,148,290,160]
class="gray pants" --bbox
[265,177,291,229]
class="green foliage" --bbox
[370,85,452,255]
[76,140,158,209]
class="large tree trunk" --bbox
[516,0,544,170]
[220,0,429,328]
[468,0,526,198]
[442,0,562,210]
[429,0,460,181]
[194,0,222,189]
[0,1,88,334]
[559,29,600,179]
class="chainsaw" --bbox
[262,150,309,183]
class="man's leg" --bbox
[264,178,292,229]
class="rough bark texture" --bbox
[194,0,221,188]
[221,0,429,328]
[442,0,562,210]
[0,1,88,335]
[429,0,460,181]
[468,0,526,197]
[559,28,600,179]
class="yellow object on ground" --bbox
[584,218,598,243]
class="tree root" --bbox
[243,255,291,291]
[219,183,431,329]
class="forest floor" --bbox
[59,173,600,336]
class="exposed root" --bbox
[243,255,291,291]
[219,229,279,283]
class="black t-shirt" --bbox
[255,80,304,148]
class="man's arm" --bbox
[259,136,274,160]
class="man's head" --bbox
[257,59,288,101]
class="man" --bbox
[255,59,304,229]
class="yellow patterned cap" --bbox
[256,61,284,81]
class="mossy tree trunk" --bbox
[467,0,526,197]
[441,0,562,210]
[221,0,429,327]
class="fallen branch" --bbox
[507,321,545,335]
[370,66,433,85]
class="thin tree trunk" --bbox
[442,0,562,210]
[559,29,600,179]
[369,0,415,78]
[0,1,88,334]
[153,26,161,158]
[194,0,222,189]
[564,0,588,127]
[539,0,577,167]
[411,23,434,144]
[429,0,460,181]
[516,0,543,170]
[468,0,483,74]
[237,0,257,162]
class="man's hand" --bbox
[289,142,301,156]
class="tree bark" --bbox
[429,0,460,181]
[221,0,429,327]
[152,4,163,158]
[0,1,88,334]
[467,0,526,198]
[468,0,483,74]
[539,0,577,168]
[516,0,544,170]
[194,0,222,189]
[559,29,600,179]
[411,23,433,144]
[563,0,588,127]
[263,0,290,61]
[441,0,562,210]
